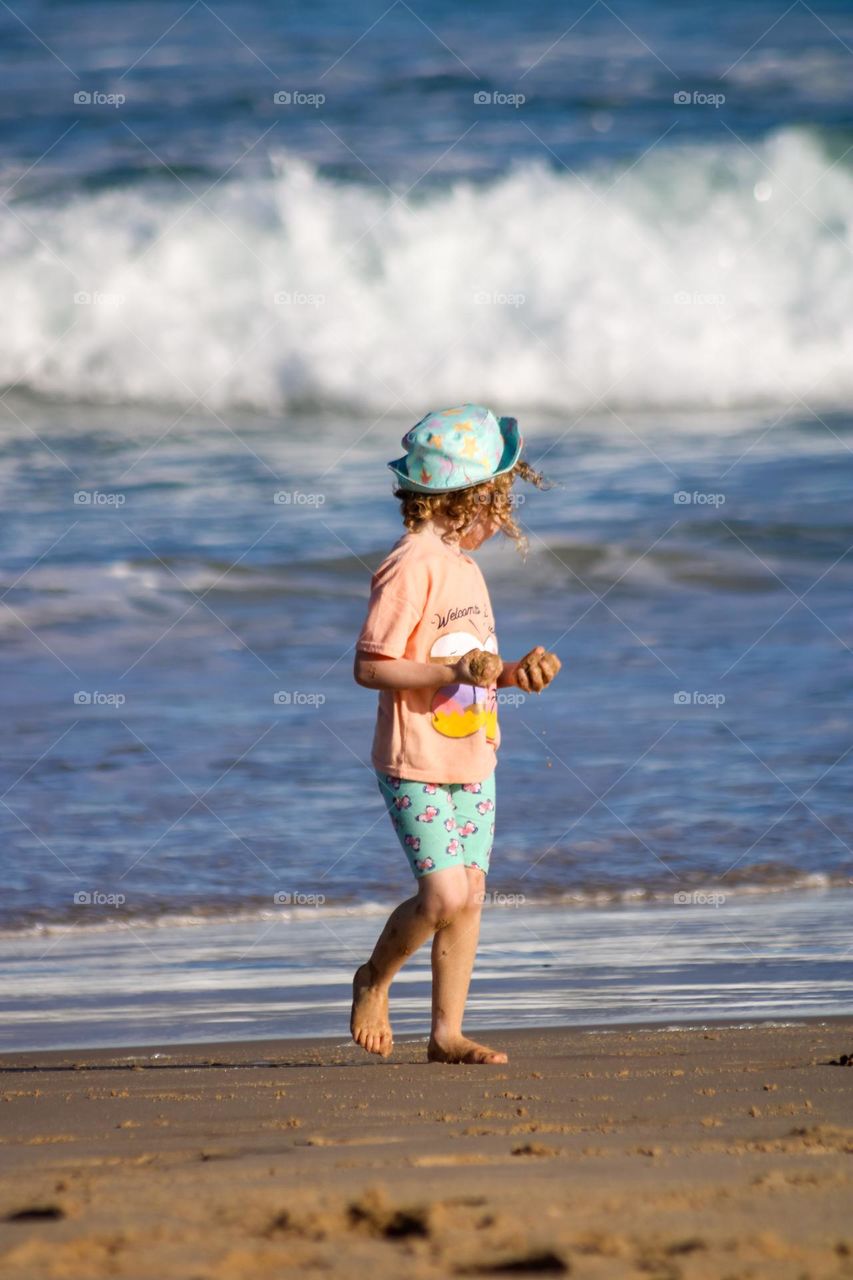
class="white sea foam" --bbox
[2,873,845,940]
[3,129,851,415]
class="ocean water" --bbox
[1,0,852,1046]
[3,892,852,1052]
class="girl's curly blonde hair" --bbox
[395,459,546,552]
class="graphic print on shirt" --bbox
[428,629,498,742]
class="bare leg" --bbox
[351,867,469,1058]
[428,868,508,1065]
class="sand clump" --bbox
[466,651,502,685]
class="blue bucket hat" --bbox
[388,404,523,493]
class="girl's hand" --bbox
[514,646,561,693]
[454,649,503,687]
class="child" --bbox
[351,405,561,1065]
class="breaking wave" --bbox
[2,127,852,415]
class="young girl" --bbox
[352,405,561,1065]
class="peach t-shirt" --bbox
[357,528,500,784]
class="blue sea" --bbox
[1,0,852,1048]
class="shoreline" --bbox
[1,1019,851,1278]
[3,890,851,1054]
[3,1012,853,1067]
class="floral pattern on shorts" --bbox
[376,771,496,878]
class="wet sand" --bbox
[0,1020,851,1279]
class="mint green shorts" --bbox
[376,771,496,878]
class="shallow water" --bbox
[2,404,852,928]
[2,890,850,1052]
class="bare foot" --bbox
[427,1034,508,1065]
[351,962,393,1057]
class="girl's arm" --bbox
[353,650,501,691]
[354,653,454,691]
[496,663,521,688]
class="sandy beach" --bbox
[0,1019,851,1279]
